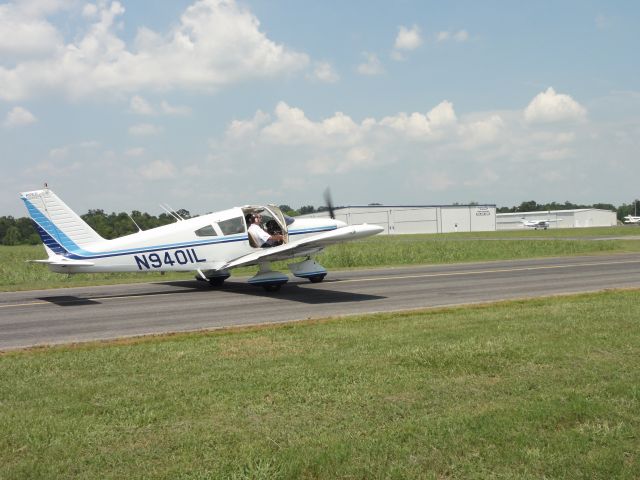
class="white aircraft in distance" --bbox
[20,188,383,291]
[521,218,562,230]
[623,215,640,224]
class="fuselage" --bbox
[48,210,346,274]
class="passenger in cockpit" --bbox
[245,213,284,248]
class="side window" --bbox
[218,217,245,235]
[195,225,218,237]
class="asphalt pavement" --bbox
[1,253,640,350]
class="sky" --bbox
[1,0,639,217]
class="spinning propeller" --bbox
[323,188,335,219]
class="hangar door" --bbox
[389,208,438,234]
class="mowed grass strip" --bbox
[2,227,640,291]
[1,290,639,479]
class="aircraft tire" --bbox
[308,274,327,283]
[208,277,226,287]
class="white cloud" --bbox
[310,61,339,83]
[357,52,383,76]
[0,0,309,101]
[380,101,457,139]
[82,3,99,18]
[394,25,422,51]
[3,106,37,127]
[524,87,587,124]
[260,102,363,147]
[459,114,505,149]
[226,110,270,140]
[138,160,176,180]
[0,2,64,56]
[130,95,154,115]
[454,30,469,42]
[129,123,163,136]
[437,30,469,43]
[160,101,191,116]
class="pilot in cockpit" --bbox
[245,213,284,248]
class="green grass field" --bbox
[2,227,640,291]
[1,290,639,479]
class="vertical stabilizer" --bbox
[20,189,103,254]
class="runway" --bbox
[1,253,640,351]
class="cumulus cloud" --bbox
[3,106,37,127]
[459,114,505,149]
[130,96,154,115]
[524,87,587,124]
[258,102,369,148]
[0,2,64,56]
[160,101,191,116]
[310,61,339,83]
[357,52,384,76]
[0,0,309,101]
[380,101,457,139]
[394,25,422,51]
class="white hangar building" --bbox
[300,204,496,234]
[496,209,617,230]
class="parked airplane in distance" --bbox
[20,188,383,291]
[521,218,562,230]
[623,215,640,224]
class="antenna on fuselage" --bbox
[127,213,143,232]
[159,204,184,222]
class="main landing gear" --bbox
[247,258,328,291]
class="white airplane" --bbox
[521,218,562,230]
[20,188,383,291]
[623,215,640,224]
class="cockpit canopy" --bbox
[242,204,291,246]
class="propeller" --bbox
[323,188,335,219]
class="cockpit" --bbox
[241,205,293,248]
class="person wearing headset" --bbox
[245,213,284,248]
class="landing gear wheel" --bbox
[308,273,326,283]
[263,284,282,292]
[208,277,226,287]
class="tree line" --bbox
[1,200,638,246]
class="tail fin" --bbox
[20,189,103,255]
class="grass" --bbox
[2,226,640,291]
[1,290,639,479]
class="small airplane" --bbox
[521,218,562,230]
[623,215,640,224]
[20,188,383,291]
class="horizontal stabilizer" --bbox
[27,258,95,267]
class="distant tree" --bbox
[517,201,539,212]
[298,205,316,215]
[176,209,191,219]
[2,226,22,245]
[617,199,640,222]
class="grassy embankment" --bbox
[2,226,639,291]
[1,290,639,478]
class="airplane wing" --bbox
[222,224,383,270]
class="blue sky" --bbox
[1,0,639,216]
